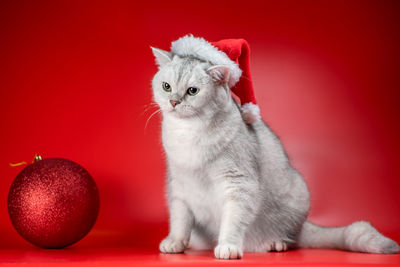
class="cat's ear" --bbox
[150,47,172,67]
[206,65,231,85]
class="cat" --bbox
[150,35,399,259]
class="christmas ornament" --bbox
[170,35,260,123]
[8,155,99,248]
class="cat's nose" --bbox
[170,100,181,108]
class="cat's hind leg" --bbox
[188,227,214,250]
[264,240,289,252]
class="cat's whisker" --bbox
[140,103,160,117]
[144,108,161,130]
[143,102,158,109]
[142,105,158,115]
[142,102,158,109]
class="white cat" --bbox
[150,35,399,259]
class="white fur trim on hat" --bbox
[241,102,261,124]
[170,35,242,88]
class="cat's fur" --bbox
[150,36,399,259]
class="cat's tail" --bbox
[297,220,399,254]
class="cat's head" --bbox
[151,47,233,119]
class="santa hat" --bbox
[170,35,261,124]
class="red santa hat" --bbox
[170,35,261,124]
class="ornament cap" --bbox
[34,154,42,162]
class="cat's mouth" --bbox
[167,105,195,118]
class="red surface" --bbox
[0,0,399,266]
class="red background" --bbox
[0,0,399,265]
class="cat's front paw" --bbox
[159,236,188,254]
[214,244,243,259]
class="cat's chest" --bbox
[178,174,223,228]
[162,120,212,168]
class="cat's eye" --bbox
[162,82,171,92]
[187,87,199,96]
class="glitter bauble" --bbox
[8,158,99,248]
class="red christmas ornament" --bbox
[8,156,99,248]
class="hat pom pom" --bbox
[241,103,261,124]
